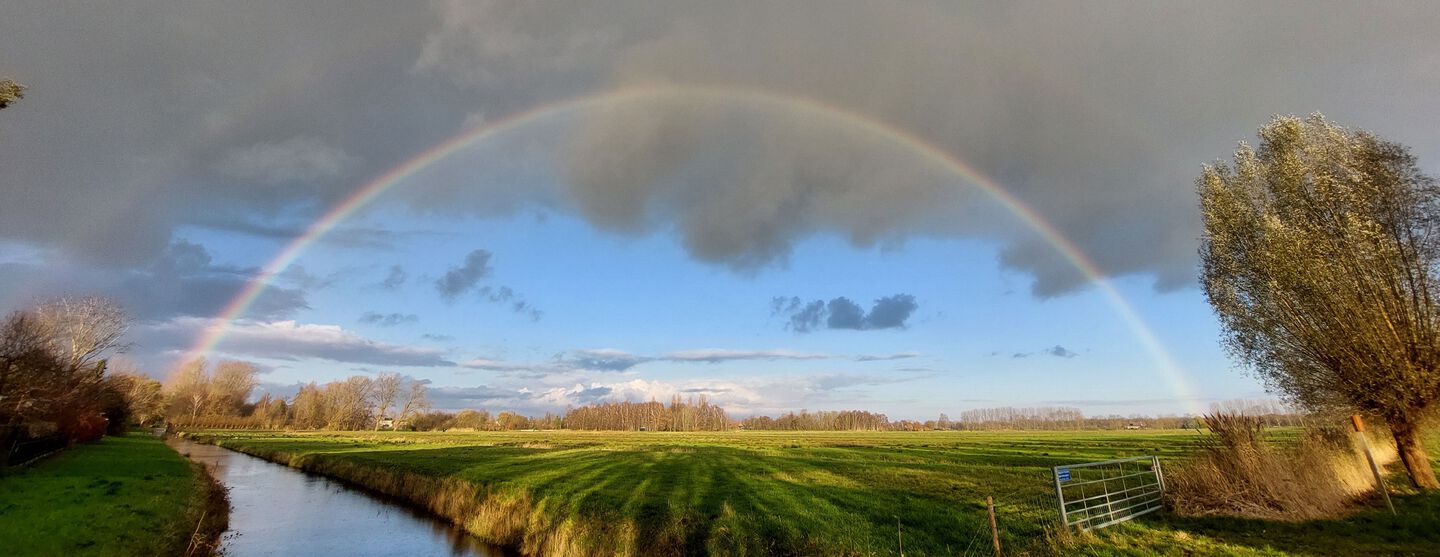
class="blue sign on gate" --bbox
[1056,467,1071,481]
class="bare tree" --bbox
[0,312,66,442]
[208,360,258,416]
[107,369,165,426]
[1199,114,1440,488]
[290,382,327,429]
[34,296,129,372]
[323,375,375,430]
[165,358,210,422]
[397,380,429,425]
[372,373,402,429]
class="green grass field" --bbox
[0,433,226,556]
[187,428,1440,556]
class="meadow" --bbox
[184,428,1440,556]
[0,433,226,556]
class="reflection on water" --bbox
[169,438,510,557]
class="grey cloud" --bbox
[435,249,492,301]
[1045,345,1078,358]
[0,3,446,267]
[854,352,920,362]
[478,286,543,321]
[380,265,408,289]
[1011,345,1080,359]
[0,240,308,322]
[359,312,418,327]
[279,265,339,291]
[426,385,533,411]
[430,251,544,319]
[459,358,555,374]
[865,295,920,329]
[460,346,834,376]
[193,219,446,251]
[5,3,1440,297]
[566,348,651,371]
[788,300,826,333]
[123,241,310,321]
[776,294,919,333]
[137,317,455,367]
[663,348,829,363]
[571,386,615,405]
[215,136,355,185]
[826,298,866,330]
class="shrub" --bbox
[1166,412,1391,520]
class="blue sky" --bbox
[158,176,1256,418]
[5,2,1437,419]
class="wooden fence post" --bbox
[1351,415,1395,515]
[987,496,1002,556]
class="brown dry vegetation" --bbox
[1166,413,1395,520]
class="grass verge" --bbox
[0,433,228,556]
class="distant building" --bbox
[377,417,396,430]
[1124,423,1144,430]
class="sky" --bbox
[3,1,1439,419]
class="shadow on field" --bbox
[305,442,1069,555]
[1156,490,1440,556]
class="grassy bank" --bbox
[0,433,227,556]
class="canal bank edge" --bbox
[180,449,231,556]
[0,433,230,556]
[178,432,629,556]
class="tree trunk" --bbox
[1390,418,1440,489]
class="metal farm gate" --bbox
[1052,456,1165,530]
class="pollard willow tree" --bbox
[1199,114,1440,489]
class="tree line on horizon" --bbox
[0,296,1318,459]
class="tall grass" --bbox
[1166,413,1393,520]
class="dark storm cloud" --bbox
[4,2,1440,297]
[358,312,418,327]
[0,240,308,321]
[435,249,493,302]
[774,294,919,333]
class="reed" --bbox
[1166,413,1395,520]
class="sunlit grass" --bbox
[187,429,1437,556]
[0,433,224,556]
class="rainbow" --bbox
[184,84,1201,413]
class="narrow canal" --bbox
[168,437,513,556]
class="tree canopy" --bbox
[1199,114,1440,488]
[0,79,24,110]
